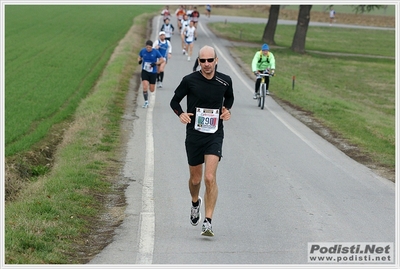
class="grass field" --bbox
[5,5,160,156]
[5,5,161,263]
[205,5,396,28]
[280,4,396,16]
[209,23,395,57]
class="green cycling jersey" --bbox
[251,50,275,72]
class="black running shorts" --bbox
[185,132,223,166]
[141,70,157,84]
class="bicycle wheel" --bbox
[260,83,266,110]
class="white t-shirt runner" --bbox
[184,26,196,42]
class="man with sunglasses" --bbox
[192,56,218,72]
[170,46,234,237]
[251,43,275,99]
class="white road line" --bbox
[136,17,161,264]
[136,92,156,264]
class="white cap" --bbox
[159,31,166,36]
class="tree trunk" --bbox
[262,5,280,45]
[290,5,312,54]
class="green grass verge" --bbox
[281,5,396,16]
[209,22,395,57]
[5,5,160,156]
[5,7,160,263]
[209,5,396,17]
[210,21,395,168]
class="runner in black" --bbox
[170,45,234,236]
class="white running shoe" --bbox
[190,196,202,226]
[201,219,214,236]
[187,56,191,61]
[158,81,162,88]
[142,100,149,108]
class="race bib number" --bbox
[194,107,219,133]
[143,62,153,72]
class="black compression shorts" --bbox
[185,132,223,166]
[141,70,157,84]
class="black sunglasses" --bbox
[199,58,215,63]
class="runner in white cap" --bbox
[153,31,172,88]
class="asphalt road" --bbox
[89,15,395,266]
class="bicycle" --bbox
[255,72,272,110]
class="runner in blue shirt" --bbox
[138,40,164,108]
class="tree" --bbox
[290,5,312,54]
[261,5,383,54]
[262,5,280,45]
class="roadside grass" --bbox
[203,5,395,28]
[5,6,160,264]
[209,5,396,18]
[208,23,395,57]
[280,4,396,16]
[5,5,159,156]
[209,23,395,169]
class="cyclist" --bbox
[251,43,275,99]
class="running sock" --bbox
[204,218,212,224]
[192,199,199,207]
[143,91,148,101]
[160,72,164,82]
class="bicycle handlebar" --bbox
[255,73,274,77]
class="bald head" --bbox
[198,45,217,59]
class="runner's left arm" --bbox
[167,40,172,54]
[223,77,234,110]
[170,77,189,116]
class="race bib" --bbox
[143,62,153,72]
[194,107,219,133]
